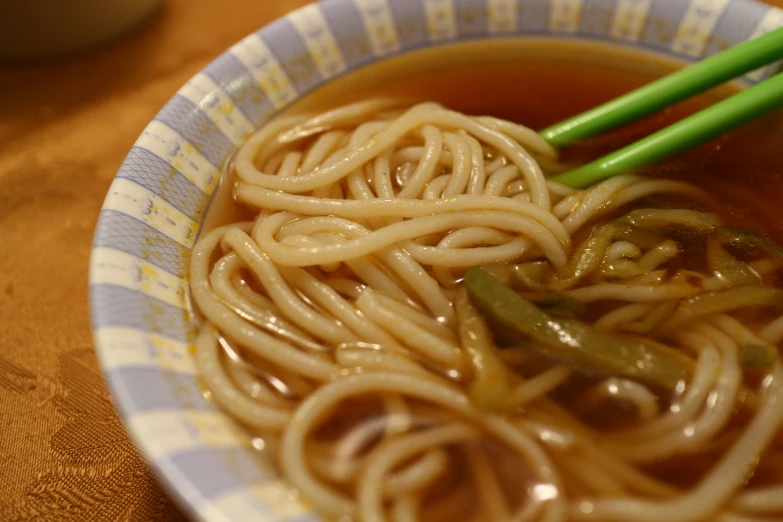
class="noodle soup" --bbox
[192,42,783,522]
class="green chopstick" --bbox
[541,26,783,149]
[550,72,783,188]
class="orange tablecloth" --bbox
[0,1,780,519]
[0,1,308,519]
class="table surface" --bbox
[1,0,780,519]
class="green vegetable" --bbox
[554,209,722,290]
[671,286,783,326]
[455,290,511,412]
[740,344,778,369]
[480,261,550,290]
[706,238,761,286]
[514,261,550,290]
[617,209,722,233]
[552,223,617,289]
[464,268,693,390]
[532,293,587,319]
[717,228,783,262]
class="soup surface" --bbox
[193,41,783,522]
[207,45,783,241]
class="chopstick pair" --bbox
[542,26,783,189]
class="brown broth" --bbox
[365,60,783,242]
[208,44,783,242]
[201,43,783,516]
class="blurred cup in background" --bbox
[0,0,162,60]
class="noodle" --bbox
[190,99,783,521]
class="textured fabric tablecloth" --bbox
[0,0,780,519]
[0,1,306,519]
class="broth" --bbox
[195,41,783,522]
[350,59,783,242]
[206,46,783,241]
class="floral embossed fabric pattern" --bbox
[0,147,188,521]
[0,0,308,519]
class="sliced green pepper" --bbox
[740,344,778,369]
[464,268,693,390]
[617,209,722,233]
[672,286,783,326]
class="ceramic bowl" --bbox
[89,0,783,520]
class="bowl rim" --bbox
[88,0,783,520]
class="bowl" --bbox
[89,0,783,520]
[0,0,161,60]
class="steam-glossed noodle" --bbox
[190,94,783,522]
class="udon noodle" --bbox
[190,99,783,522]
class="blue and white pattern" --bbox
[89,0,783,520]
[423,0,458,41]
[354,0,402,56]
[550,0,585,34]
[487,0,518,33]
[288,4,349,79]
